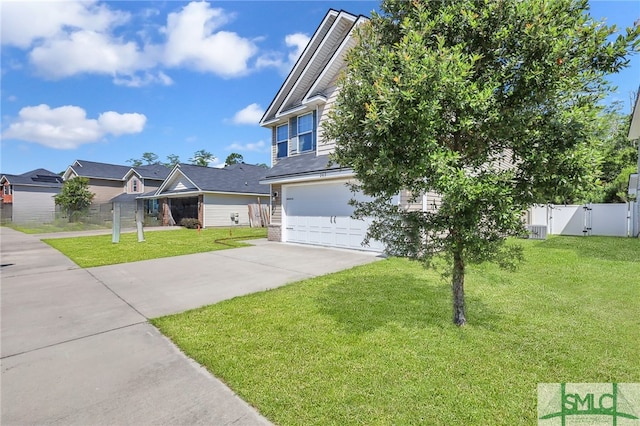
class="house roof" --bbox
[128,164,171,181]
[260,10,366,126]
[64,159,131,181]
[155,163,270,197]
[110,192,141,203]
[260,153,351,183]
[1,168,63,188]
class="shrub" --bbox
[179,218,201,229]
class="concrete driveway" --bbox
[1,227,381,425]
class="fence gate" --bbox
[530,203,632,237]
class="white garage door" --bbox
[283,181,384,252]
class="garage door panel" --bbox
[284,181,384,252]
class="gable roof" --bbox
[155,163,269,197]
[260,10,367,126]
[63,159,131,181]
[126,164,171,181]
[1,168,63,188]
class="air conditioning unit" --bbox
[526,224,547,240]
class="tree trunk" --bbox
[452,247,467,326]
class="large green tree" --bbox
[595,108,638,203]
[190,149,216,167]
[164,154,181,168]
[127,152,160,166]
[324,0,639,325]
[54,177,95,222]
[225,152,244,165]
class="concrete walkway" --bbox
[0,227,381,425]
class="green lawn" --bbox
[2,220,109,234]
[152,236,640,425]
[43,227,267,267]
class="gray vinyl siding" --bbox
[88,179,125,205]
[12,187,58,224]
[271,127,277,165]
[203,194,269,227]
[317,82,340,156]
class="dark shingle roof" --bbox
[69,160,130,180]
[173,163,269,195]
[133,164,171,180]
[1,169,63,187]
[110,193,141,203]
[262,153,346,180]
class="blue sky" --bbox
[1,1,638,175]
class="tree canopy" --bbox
[190,149,216,167]
[127,152,160,166]
[225,152,244,165]
[54,177,95,222]
[324,0,639,325]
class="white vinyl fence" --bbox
[529,203,638,237]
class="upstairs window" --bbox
[131,178,140,193]
[297,112,315,152]
[276,124,288,158]
[3,185,11,195]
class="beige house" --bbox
[259,10,440,252]
[63,160,170,222]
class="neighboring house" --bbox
[63,159,170,222]
[627,87,640,237]
[259,10,437,252]
[111,164,171,223]
[142,163,269,227]
[63,160,132,205]
[0,169,63,224]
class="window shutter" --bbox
[312,109,317,150]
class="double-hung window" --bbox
[297,112,315,152]
[276,124,288,158]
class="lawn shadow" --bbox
[536,236,640,263]
[315,270,503,333]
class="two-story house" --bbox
[0,169,63,224]
[63,160,170,222]
[259,10,438,252]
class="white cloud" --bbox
[2,104,146,149]
[29,30,144,79]
[225,140,269,153]
[285,33,310,65]
[231,103,264,125]
[162,2,256,77]
[2,1,301,84]
[113,71,173,87]
[256,32,310,75]
[1,0,129,48]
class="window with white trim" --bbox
[276,124,288,158]
[297,112,315,152]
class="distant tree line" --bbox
[127,151,268,168]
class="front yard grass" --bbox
[152,236,640,425]
[43,227,267,267]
